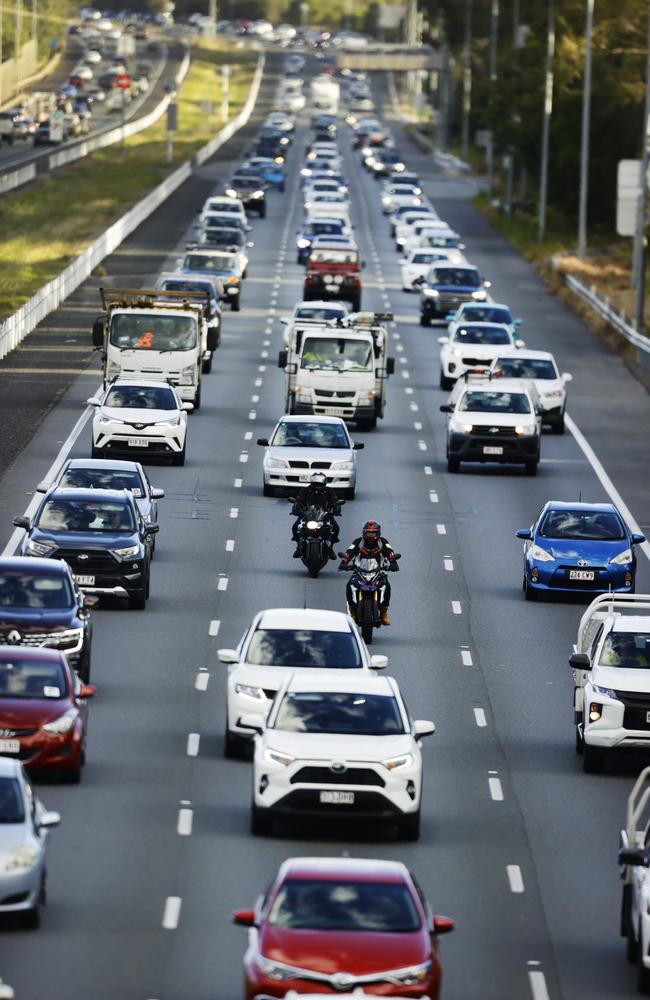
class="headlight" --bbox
[514,424,536,436]
[529,544,555,562]
[396,237,406,245]
[472,289,487,300]
[4,847,40,872]
[43,707,78,734]
[155,415,181,427]
[254,953,295,980]
[305,520,323,530]
[423,287,439,297]
[251,190,264,199]
[99,413,114,424]
[264,748,295,767]
[300,167,312,176]
[225,187,236,197]
[389,960,432,986]
[179,363,195,384]
[383,752,414,771]
[610,548,633,565]
[235,683,266,700]
[25,538,57,556]
[264,457,289,470]
[297,238,310,248]
[331,460,353,470]
[449,418,472,433]
[452,348,462,357]
[44,627,84,652]
[592,684,619,700]
[112,544,141,560]
[333,274,344,284]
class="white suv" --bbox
[248,672,434,840]
[491,349,573,434]
[88,379,192,465]
[218,608,387,758]
[438,321,524,390]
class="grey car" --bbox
[257,414,363,499]
[0,756,60,928]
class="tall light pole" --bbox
[461,0,472,162]
[633,4,650,331]
[577,0,594,260]
[538,0,555,242]
[512,0,519,45]
[489,0,498,82]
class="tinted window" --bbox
[310,249,358,264]
[309,221,344,235]
[268,879,420,932]
[162,280,216,300]
[0,656,67,699]
[184,254,236,273]
[104,386,176,409]
[247,628,360,668]
[0,777,25,824]
[272,421,349,448]
[60,467,144,496]
[432,268,479,286]
[273,691,405,735]
[459,305,512,325]
[412,252,436,264]
[453,325,511,345]
[37,499,135,533]
[497,358,557,380]
[459,391,531,414]
[109,314,197,351]
[539,509,626,541]
[599,633,650,669]
[0,571,73,609]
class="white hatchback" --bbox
[88,379,192,465]
[219,608,387,757]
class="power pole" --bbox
[577,0,594,260]
[461,0,472,161]
[512,0,519,45]
[0,3,4,109]
[538,0,555,242]
[208,0,217,37]
[633,4,650,331]
[489,0,498,82]
[15,0,23,92]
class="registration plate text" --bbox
[74,575,96,586]
[128,438,148,448]
[569,570,595,581]
[483,445,503,455]
[0,740,20,754]
[320,790,355,805]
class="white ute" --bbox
[619,765,650,993]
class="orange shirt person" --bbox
[136,330,154,349]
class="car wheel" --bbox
[77,643,91,683]
[231,295,241,312]
[552,416,565,434]
[90,444,103,459]
[242,266,248,279]
[637,926,650,993]
[193,383,201,411]
[625,896,638,962]
[128,586,147,610]
[399,809,421,842]
[259,204,266,218]
[524,459,538,476]
[440,371,454,390]
[172,445,186,466]
[575,722,583,755]
[345,486,356,500]
[523,575,538,601]
[263,482,275,497]
[447,456,460,473]
[63,762,82,784]
[251,803,273,836]
[582,743,605,774]
[420,314,430,327]
[224,726,246,760]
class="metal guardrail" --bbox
[0,52,265,362]
[0,163,35,194]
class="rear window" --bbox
[0,656,67,699]
[246,628,361,668]
[60,467,144,495]
[497,358,557,380]
[268,879,421,932]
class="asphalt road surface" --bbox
[0,60,648,1000]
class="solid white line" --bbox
[436,523,447,534]
[461,648,473,666]
[230,507,239,518]
[186,733,200,757]
[528,970,550,1000]
[233,479,242,489]
[429,490,439,503]
[474,707,487,727]
[177,808,193,836]
[507,865,525,893]
[209,619,220,636]
[452,600,462,614]
[218,577,228,591]
[195,671,209,691]
[444,557,454,571]
[226,539,235,552]
[162,896,182,929]
[566,413,650,564]
[489,776,504,801]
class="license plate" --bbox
[74,575,95,586]
[323,407,342,415]
[569,569,595,581]
[320,790,355,805]
[0,740,20,754]
[299,474,310,483]
[483,446,503,455]
[325,284,338,293]
[128,437,148,447]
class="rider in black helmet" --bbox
[291,472,341,557]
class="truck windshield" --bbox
[110,314,197,351]
[301,337,372,372]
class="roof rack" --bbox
[577,593,650,652]
[100,288,210,313]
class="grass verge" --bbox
[0,37,258,319]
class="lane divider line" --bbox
[209,619,220,636]
[186,733,200,756]
[444,557,454,571]
[230,507,239,518]
[233,479,242,489]
[177,807,193,836]
[461,648,473,666]
[507,865,525,893]
[474,707,487,727]
[489,775,504,801]
[452,600,462,614]
[226,539,235,552]
[429,491,439,503]
[436,523,446,535]
[162,896,182,930]
[218,576,228,591]
[424,466,432,475]
[528,970,550,1000]
[195,671,209,691]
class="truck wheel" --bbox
[552,415,565,434]
[231,295,240,311]
[259,203,266,219]
[582,743,605,774]
[420,314,430,327]
[202,355,212,374]
[193,383,201,410]
[637,929,650,993]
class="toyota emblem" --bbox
[6,629,21,644]
[78,554,89,561]
[331,972,355,990]
[489,427,499,434]
[330,761,347,774]
[577,559,588,567]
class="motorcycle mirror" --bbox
[393,553,402,559]
[287,496,297,503]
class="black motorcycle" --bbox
[289,500,343,578]
[339,551,400,643]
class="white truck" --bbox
[309,73,340,114]
[618,765,650,992]
[91,288,218,409]
[277,312,395,431]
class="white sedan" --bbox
[491,348,573,433]
[401,249,465,291]
[257,413,363,498]
[438,322,523,390]
[218,607,387,757]
[88,378,192,465]
[249,672,434,839]
[304,192,350,223]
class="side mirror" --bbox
[83,594,99,608]
[445,312,455,321]
[632,533,646,544]
[439,404,453,413]
[412,276,425,285]
[458,242,466,250]
[232,908,256,927]
[386,357,395,375]
[257,437,269,446]
[246,241,254,248]
[79,683,96,699]
[483,280,492,288]
[237,715,264,734]
[39,810,61,830]
[370,654,388,670]
[515,318,523,326]
[145,523,160,535]
[414,719,435,738]
[353,442,364,450]
[438,336,449,344]
[515,528,532,540]
[12,515,30,530]
[569,652,591,670]
[619,847,649,868]
[86,397,101,406]
[91,317,104,348]
[280,316,290,325]
[218,648,238,664]
[182,402,194,412]
[151,488,165,499]
[562,372,573,383]
[278,349,288,369]
[433,915,455,936]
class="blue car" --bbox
[295,217,347,264]
[246,157,286,191]
[516,501,645,600]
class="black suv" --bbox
[0,556,94,681]
[225,173,267,217]
[15,488,157,611]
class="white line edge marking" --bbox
[528,970,551,1000]
[177,808,193,836]
[489,776,504,801]
[507,864,525,893]
[186,733,200,757]
[162,896,182,929]
[474,707,487,727]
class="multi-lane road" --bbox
[0,55,649,1000]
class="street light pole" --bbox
[461,0,472,162]
[489,0,498,83]
[577,0,595,261]
[538,0,555,242]
[633,4,650,331]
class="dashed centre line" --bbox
[489,775,504,801]
[507,865,525,893]
[177,807,193,836]
[162,896,182,930]
[444,557,454,571]
[474,707,487,727]
[452,600,462,614]
[461,648,473,666]
[528,970,550,1000]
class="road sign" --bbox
[115,74,130,90]
[617,160,643,237]
[475,129,493,147]
[50,108,64,143]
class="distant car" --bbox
[491,349,572,433]
[295,216,348,263]
[516,500,645,599]
[0,110,33,144]
[225,174,267,217]
[420,265,491,325]
[156,271,223,357]
[280,300,349,343]
[87,378,192,465]
[257,413,363,498]
[437,321,524,389]
[192,228,250,275]
[181,249,243,311]
[381,183,423,215]
[33,120,68,146]
[218,606,384,757]
[0,648,96,782]
[446,300,523,336]
[0,756,60,928]
[245,156,285,191]
[401,249,462,292]
[232,855,454,999]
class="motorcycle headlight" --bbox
[25,538,57,556]
[396,236,406,245]
[235,683,266,700]
[4,847,40,872]
[388,960,432,986]
[610,547,633,565]
[43,707,78,734]
[264,457,289,470]
[305,520,323,530]
[331,460,353,470]
[529,544,555,563]
[300,167,312,176]
[383,752,414,771]
[472,289,488,300]
[297,238,310,248]
[112,544,141,560]
[449,418,472,434]
[514,424,536,436]
[264,748,295,767]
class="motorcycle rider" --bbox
[339,519,399,625]
[291,472,341,558]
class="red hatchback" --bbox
[0,648,95,783]
[233,856,454,998]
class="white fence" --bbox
[0,52,265,361]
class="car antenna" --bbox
[578,490,582,503]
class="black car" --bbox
[15,489,157,611]
[195,226,249,252]
[419,265,491,325]
[33,120,68,146]
[369,149,406,178]
[225,174,266,218]
[0,557,94,682]
[295,217,348,264]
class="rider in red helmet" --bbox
[339,520,399,625]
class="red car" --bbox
[232,856,454,998]
[0,647,95,783]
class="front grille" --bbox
[615,690,650,730]
[287,460,333,470]
[462,357,491,367]
[290,766,385,787]
[288,460,309,469]
[0,632,66,648]
[468,426,518,438]
[104,441,173,454]
[277,789,398,816]
[314,390,355,399]
[56,549,117,570]
[0,727,37,737]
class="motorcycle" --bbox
[339,550,401,644]
[289,499,343,578]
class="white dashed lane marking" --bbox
[186,733,200,757]
[230,507,239,518]
[162,896,182,930]
[177,807,193,836]
[489,775,504,801]
[452,600,462,614]
[461,648,473,666]
[474,707,487,727]
[218,576,228,591]
[226,539,235,552]
[444,557,454,571]
[195,671,209,691]
[436,523,446,535]
[528,971,550,1000]
[209,619,220,636]
[507,865,525,893]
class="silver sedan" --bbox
[257,414,363,499]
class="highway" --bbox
[0,54,649,1000]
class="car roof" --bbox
[284,672,393,694]
[0,556,71,575]
[294,300,348,311]
[455,322,511,331]
[65,458,144,473]
[543,500,619,513]
[496,348,555,361]
[279,856,409,883]
[256,607,352,630]
[459,301,511,312]
[460,378,532,395]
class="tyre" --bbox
[259,203,266,219]
[62,762,82,784]
[242,266,248,279]
[202,355,212,374]
[575,720,584,755]
[447,456,460,473]
[77,643,91,684]
[440,371,454,391]
[90,444,103,459]
[582,742,605,774]
[345,486,356,500]
[552,416,565,434]
[263,482,274,497]
[524,459,538,476]
[22,877,45,929]
[128,585,147,610]
[419,314,430,327]
[399,809,421,842]
[193,383,201,411]
[523,575,538,601]
[251,803,273,836]
[224,726,246,760]
[359,600,374,644]
[638,927,650,993]
[231,295,241,312]
[172,445,186,466]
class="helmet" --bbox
[309,472,327,489]
[362,519,381,546]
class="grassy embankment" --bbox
[0,38,258,319]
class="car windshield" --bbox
[37,500,135,533]
[0,571,73,608]
[309,249,358,264]
[268,879,421,932]
[432,267,480,286]
[60,467,144,495]
[161,280,215,301]
[301,337,372,372]
[109,314,197,351]
[273,421,349,448]
[411,252,437,264]
[295,306,345,321]
[104,385,177,409]
[453,325,511,345]
[459,391,531,413]
[497,358,557,379]
[184,253,236,274]
[309,222,343,235]
[246,628,361,668]
[0,778,25,824]
[201,228,243,246]
[0,656,67,699]
[273,691,405,735]
[539,509,626,541]
[460,305,512,325]
[599,632,650,669]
